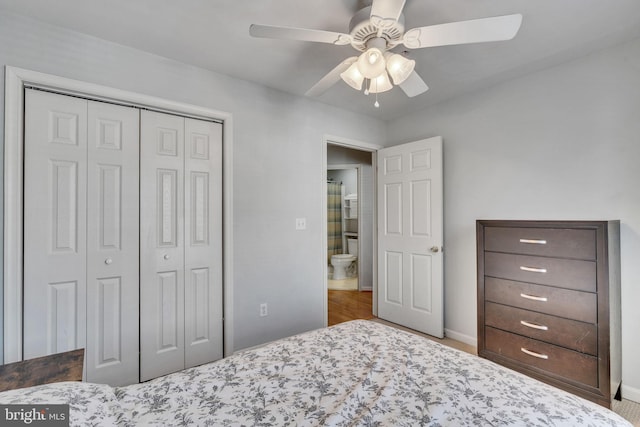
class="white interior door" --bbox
[24,90,141,385]
[23,89,88,359]
[21,85,224,384]
[140,110,186,381]
[377,137,444,337]
[86,100,140,385]
[140,112,223,380]
[184,118,223,368]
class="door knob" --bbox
[163,254,170,260]
[104,258,113,265]
[430,246,440,253]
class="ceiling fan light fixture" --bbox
[368,71,393,94]
[250,5,522,103]
[357,47,386,79]
[385,53,415,85]
[340,62,365,90]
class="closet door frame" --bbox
[3,66,234,364]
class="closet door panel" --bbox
[86,101,140,386]
[23,90,88,359]
[184,119,223,368]
[140,110,185,381]
[23,91,224,385]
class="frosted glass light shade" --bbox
[357,48,386,79]
[340,62,365,90]
[385,53,415,85]
[368,71,393,93]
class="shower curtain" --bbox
[327,182,343,263]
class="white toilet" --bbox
[331,238,358,280]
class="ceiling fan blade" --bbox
[370,0,407,29]
[403,14,523,49]
[305,57,358,97]
[398,71,429,97]
[249,24,351,45]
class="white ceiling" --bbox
[2,0,640,121]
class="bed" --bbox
[0,320,630,426]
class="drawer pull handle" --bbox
[521,347,549,360]
[519,239,547,245]
[520,293,548,302]
[520,266,547,273]
[520,320,549,331]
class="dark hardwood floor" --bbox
[328,290,374,326]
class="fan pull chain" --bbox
[363,78,380,107]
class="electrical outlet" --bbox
[295,218,306,230]
[259,303,268,317]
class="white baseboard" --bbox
[444,328,478,348]
[622,383,640,403]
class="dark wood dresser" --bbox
[476,220,621,408]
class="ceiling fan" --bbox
[249,0,522,107]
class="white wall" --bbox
[0,11,387,358]
[327,169,357,196]
[387,36,640,400]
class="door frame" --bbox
[322,135,382,326]
[3,66,235,363]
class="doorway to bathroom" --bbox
[323,136,444,335]
[325,142,376,325]
[327,165,360,291]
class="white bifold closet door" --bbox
[23,89,140,386]
[140,110,223,382]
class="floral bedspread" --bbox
[0,320,631,426]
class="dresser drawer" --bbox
[485,277,596,323]
[484,227,596,260]
[484,252,596,292]
[485,302,597,355]
[485,327,598,387]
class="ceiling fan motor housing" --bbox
[349,6,405,52]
